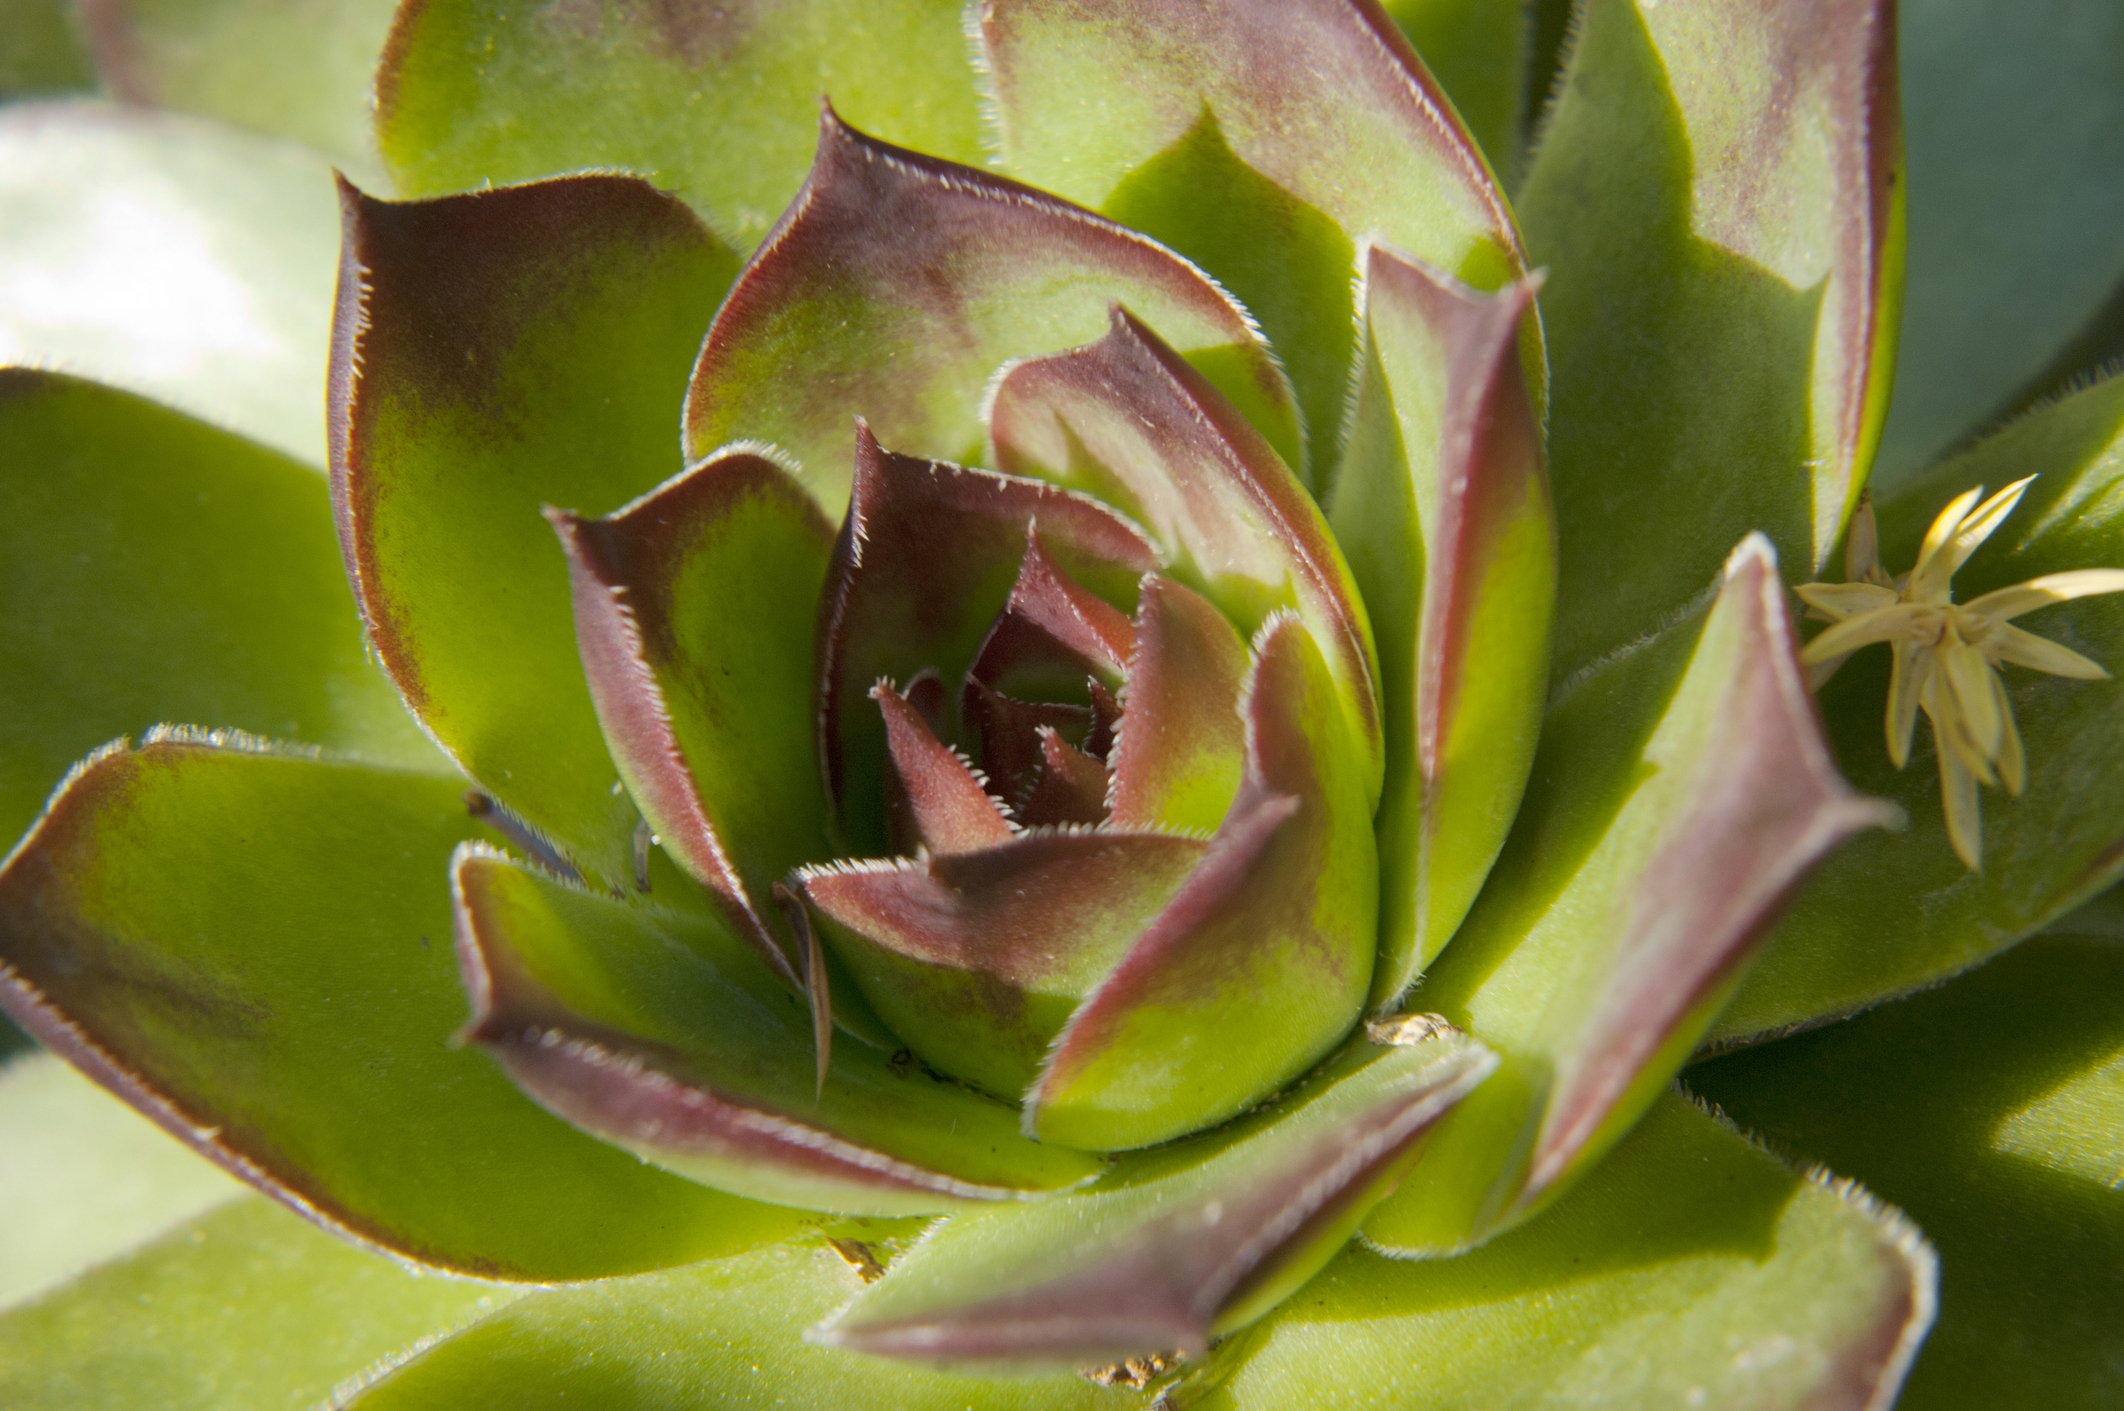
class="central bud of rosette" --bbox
[555,302,1384,1157]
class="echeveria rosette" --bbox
[4,0,2124,1407]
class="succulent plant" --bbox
[2,0,2122,1407]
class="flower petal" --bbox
[546,450,834,980]
[1794,581,1900,620]
[1028,616,1378,1151]
[817,1027,1495,1366]
[453,849,1104,1215]
[1945,475,2037,576]
[1964,568,2124,623]
[1986,622,2111,680]
[683,109,1300,506]
[1329,250,1554,1002]
[979,0,1529,490]
[331,174,739,888]
[992,306,1384,804]
[1105,575,1250,836]
[0,737,785,1278]
[1887,640,1929,768]
[1800,603,1940,664]
[800,832,1209,1100]
[814,427,1156,854]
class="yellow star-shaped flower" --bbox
[1796,478,2124,869]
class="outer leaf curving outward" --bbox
[331,174,739,889]
[1365,536,1894,1255]
[1028,618,1379,1151]
[815,427,1157,855]
[819,1026,1496,1368]
[1520,0,1902,677]
[979,0,1530,492]
[683,109,1302,508]
[546,449,833,981]
[0,737,796,1279]
[453,849,1105,1217]
[992,307,1384,805]
[1330,251,1554,1007]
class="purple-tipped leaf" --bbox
[815,427,1155,853]
[1029,617,1378,1150]
[992,306,1383,803]
[1015,731,1111,828]
[964,529,1134,701]
[873,681,1016,856]
[1105,574,1251,836]
[1329,251,1555,1004]
[683,109,1301,505]
[453,848,1104,1216]
[547,450,834,983]
[330,174,738,887]
[817,1026,1496,1367]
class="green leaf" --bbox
[1716,370,2124,1043]
[0,370,442,852]
[332,175,740,888]
[1690,934,2124,1410]
[1178,1093,1931,1411]
[981,0,1528,492]
[1869,0,2124,488]
[344,1234,1135,1410]
[0,737,804,1277]
[0,1052,238,1311]
[684,112,1300,511]
[0,0,94,97]
[1380,0,1528,182]
[1364,537,1891,1254]
[64,0,399,177]
[453,848,1107,1214]
[1328,252,1553,1005]
[1519,0,1902,676]
[0,101,340,465]
[0,1196,523,1411]
[820,1027,1495,1366]
[377,0,985,250]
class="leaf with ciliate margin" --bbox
[1362,536,1893,1255]
[66,0,399,178]
[0,1195,522,1411]
[980,0,1530,495]
[1172,1092,1931,1411]
[1692,934,2124,1411]
[1714,371,2124,1045]
[1518,0,1901,679]
[331,175,740,890]
[682,111,1303,510]
[1869,0,2124,489]
[0,1053,239,1311]
[1328,250,1553,1008]
[0,737,804,1279]
[1378,0,1527,183]
[452,848,1106,1216]
[377,0,986,251]
[546,449,832,976]
[0,371,443,853]
[818,1027,1495,1368]
[1028,618,1379,1152]
[0,101,340,466]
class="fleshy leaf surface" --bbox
[815,428,1157,854]
[332,174,739,888]
[980,0,1528,491]
[802,832,1207,1100]
[0,738,799,1278]
[0,101,340,465]
[378,0,986,250]
[1715,371,2124,1043]
[1365,537,1892,1254]
[0,370,441,851]
[0,1196,522,1411]
[454,849,1105,1215]
[871,681,1018,856]
[820,1027,1496,1366]
[1030,618,1378,1150]
[1379,0,1527,180]
[1105,576,1251,836]
[1518,0,1902,676]
[1329,252,1553,1004]
[1693,934,2124,1410]
[991,307,1384,801]
[547,449,832,970]
[683,112,1301,507]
